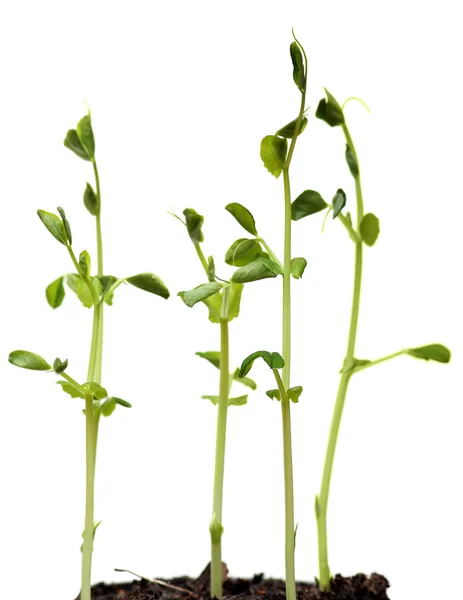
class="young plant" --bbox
[223,32,308,600]
[8,112,169,600]
[175,208,256,599]
[293,91,451,590]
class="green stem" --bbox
[66,245,98,305]
[316,124,364,591]
[257,237,283,270]
[210,307,230,599]
[352,349,406,373]
[60,372,87,396]
[195,243,209,274]
[81,391,96,600]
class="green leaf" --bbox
[183,208,204,243]
[227,282,244,322]
[345,144,359,178]
[84,183,98,216]
[290,41,305,92]
[113,397,131,408]
[56,380,84,399]
[332,189,347,219]
[266,388,281,401]
[291,257,307,279]
[204,292,222,323]
[66,273,80,295]
[101,398,116,417]
[291,190,328,221]
[225,203,258,236]
[64,129,90,161]
[315,89,345,127]
[178,282,223,308]
[76,278,95,308]
[85,382,108,400]
[127,273,170,299]
[53,358,68,374]
[287,386,303,403]
[228,395,248,407]
[406,344,451,363]
[57,206,72,245]
[260,135,287,178]
[196,351,220,369]
[239,350,285,377]
[76,114,95,159]
[359,213,380,247]
[46,276,65,308]
[8,350,52,371]
[225,238,263,267]
[232,368,257,390]
[79,250,91,277]
[201,395,219,405]
[231,258,282,284]
[37,210,67,245]
[97,275,118,306]
[276,116,308,139]
[207,256,216,282]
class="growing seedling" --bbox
[8,111,169,600]
[175,208,256,599]
[292,90,451,590]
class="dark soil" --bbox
[80,566,390,600]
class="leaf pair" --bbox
[64,113,95,161]
[266,386,302,403]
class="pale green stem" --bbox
[352,349,407,374]
[195,242,209,274]
[257,237,283,270]
[60,372,87,396]
[316,123,364,591]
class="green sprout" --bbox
[175,208,256,599]
[292,89,451,591]
[229,31,308,600]
[8,111,169,600]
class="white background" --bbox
[0,2,462,599]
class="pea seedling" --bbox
[292,90,451,591]
[175,208,256,599]
[8,112,169,600]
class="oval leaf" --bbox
[291,190,328,221]
[178,282,223,308]
[84,183,98,216]
[360,213,380,247]
[127,273,170,299]
[315,89,345,127]
[291,257,307,279]
[57,207,72,245]
[406,344,451,363]
[231,258,282,284]
[228,395,248,407]
[266,388,281,401]
[345,144,359,178]
[287,385,303,403]
[201,395,219,406]
[232,368,257,390]
[57,380,84,399]
[112,397,132,408]
[225,203,258,236]
[196,351,221,369]
[101,398,116,417]
[276,116,308,139]
[227,282,244,322]
[79,250,91,277]
[290,41,305,92]
[183,208,204,244]
[53,358,68,374]
[207,256,216,282]
[64,129,90,161]
[46,276,65,308]
[77,114,95,159]
[332,189,347,219]
[260,135,287,178]
[85,382,108,400]
[37,210,67,245]
[225,238,262,267]
[239,350,285,378]
[8,350,51,371]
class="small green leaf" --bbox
[287,386,303,403]
[204,292,222,324]
[201,395,219,405]
[266,388,281,401]
[183,208,204,244]
[37,210,67,245]
[85,382,108,400]
[97,275,118,306]
[291,190,328,221]
[53,358,68,374]
[345,144,359,178]
[8,350,52,371]
[276,116,308,139]
[225,203,258,236]
[127,273,170,299]
[179,282,223,308]
[112,397,132,408]
[359,213,380,247]
[76,278,95,308]
[290,41,305,92]
[332,189,346,219]
[232,368,257,390]
[76,114,95,159]
[79,250,91,277]
[227,282,244,322]
[101,398,116,417]
[196,351,220,369]
[231,258,282,284]
[57,207,72,245]
[46,276,65,308]
[80,520,101,552]
[66,273,80,295]
[228,395,248,407]
[239,350,285,377]
[207,256,216,282]
[64,129,89,161]
[57,380,84,399]
[260,135,287,178]
[291,257,307,279]
[315,89,345,127]
[83,183,98,216]
[225,238,263,267]
[407,344,451,363]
